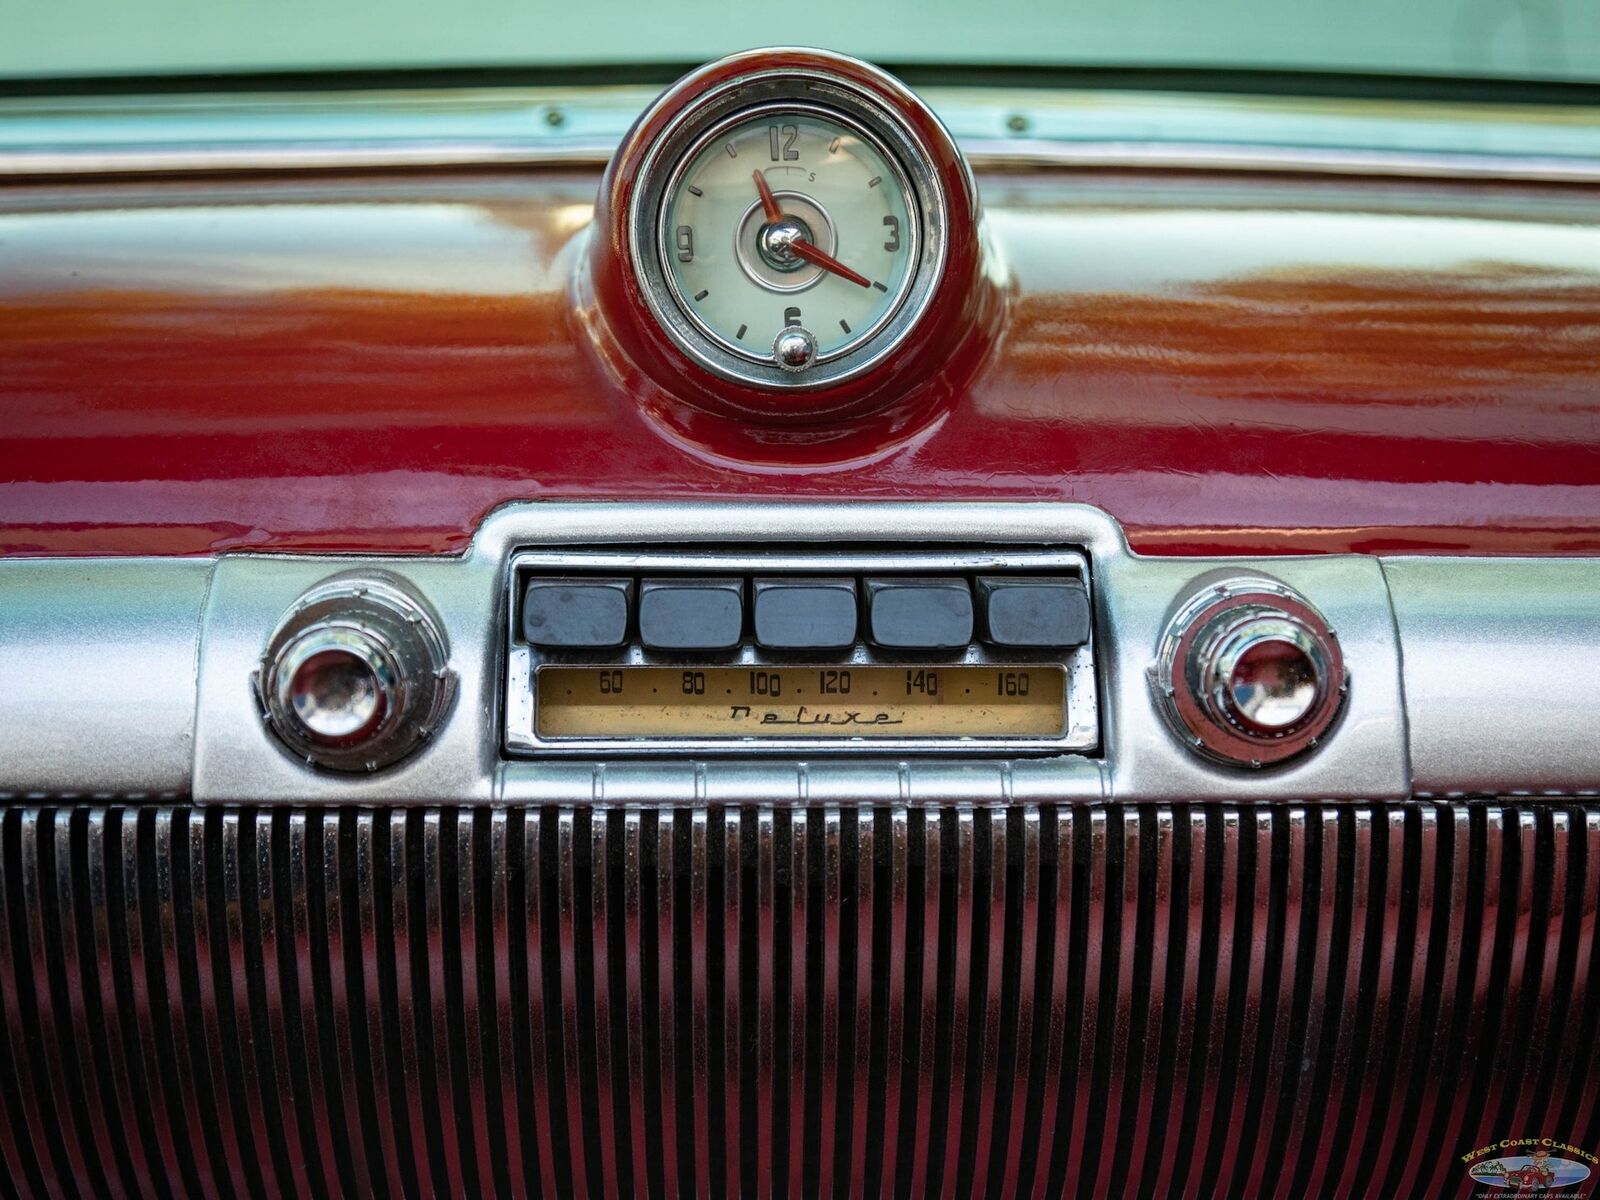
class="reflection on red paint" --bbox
[2,170,1598,557]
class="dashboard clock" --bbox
[587,48,994,417]
[656,107,921,376]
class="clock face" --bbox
[658,109,918,368]
[628,74,949,393]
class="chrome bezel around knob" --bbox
[1153,578,1347,768]
[255,572,454,773]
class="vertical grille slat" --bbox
[846,807,874,1200]
[753,807,777,1200]
[12,809,80,1197]
[1557,812,1600,1142]
[312,809,370,1199]
[1,801,1597,1199]
[718,805,741,1200]
[648,810,678,1200]
[354,810,406,1200]
[874,806,909,1200]
[815,806,841,1200]
[71,811,137,1200]
[41,809,100,1194]
[167,811,222,1200]
[784,807,808,1200]
[620,810,651,1200]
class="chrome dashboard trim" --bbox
[4,86,1599,183]
[496,755,1110,805]
[1383,557,1600,797]
[0,558,211,796]
[6,143,1600,184]
[2,502,1597,802]
[963,140,1600,183]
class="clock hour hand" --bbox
[752,169,785,224]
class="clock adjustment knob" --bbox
[773,325,818,372]
[1154,578,1346,768]
[257,573,454,773]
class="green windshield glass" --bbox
[4,0,1598,85]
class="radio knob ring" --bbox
[1155,580,1345,767]
[257,573,454,773]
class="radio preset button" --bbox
[752,577,858,649]
[523,578,633,648]
[977,576,1090,647]
[864,577,974,649]
[639,577,744,650]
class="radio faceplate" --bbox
[503,547,1098,757]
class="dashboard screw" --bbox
[1006,113,1030,134]
[544,106,566,128]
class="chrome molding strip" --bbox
[497,756,1109,804]
[1383,558,1600,797]
[962,140,1600,183]
[0,141,621,176]
[1,501,1596,802]
[0,558,212,795]
[6,141,1598,184]
[3,86,1599,183]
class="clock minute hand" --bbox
[789,239,872,289]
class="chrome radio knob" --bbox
[1154,579,1345,767]
[257,573,453,772]
[1210,616,1324,734]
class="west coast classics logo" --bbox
[1464,1138,1596,1194]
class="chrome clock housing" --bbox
[626,57,951,392]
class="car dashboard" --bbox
[2,49,1600,1199]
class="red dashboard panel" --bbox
[2,168,1598,557]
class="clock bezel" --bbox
[652,99,924,370]
[628,66,949,392]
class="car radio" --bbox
[503,546,1098,757]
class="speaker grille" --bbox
[1,803,1596,1198]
